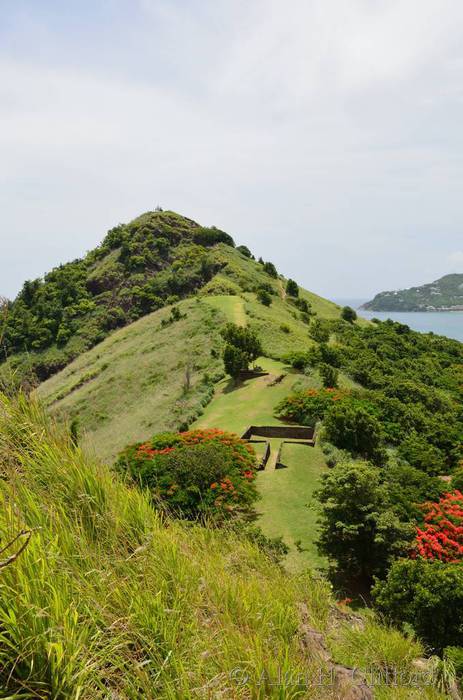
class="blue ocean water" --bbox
[333,298,463,343]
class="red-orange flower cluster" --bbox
[414,490,463,562]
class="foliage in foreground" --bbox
[0,393,443,699]
[373,558,463,652]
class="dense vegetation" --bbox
[282,318,463,471]
[364,272,463,311]
[279,317,463,658]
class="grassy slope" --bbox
[36,243,348,461]
[37,298,224,462]
[0,394,443,699]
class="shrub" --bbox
[192,227,235,247]
[286,279,299,297]
[300,312,311,325]
[256,281,274,295]
[452,469,463,491]
[256,289,272,306]
[280,324,290,334]
[319,363,339,388]
[281,351,311,370]
[275,387,347,426]
[308,319,330,343]
[373,558,463,651]
[116,429,258,520]
[324,401,385,464]
[294,297,309,313]
[236,245,253,258]
[341,306,357,323]
[263,261,278,278]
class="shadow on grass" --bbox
[222,377,251,394]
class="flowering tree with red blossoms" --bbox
[116,428,258,520]
[414,490,463,562]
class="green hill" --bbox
[1,209,345,389]
[363,273,463,311]
[16,209,346,462]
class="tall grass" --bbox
[0,394,447,699]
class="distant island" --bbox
[362,273,463,312]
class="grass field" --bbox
[258,442,328,571]
[194,357,328,571]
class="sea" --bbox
[333,298,463,344]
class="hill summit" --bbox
[363,273,463,312]
[1,209,342,393]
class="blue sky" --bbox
[1,0,463,299]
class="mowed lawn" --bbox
[193,357,327,571]
[258,442,327,572]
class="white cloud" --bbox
[448,251,463,267]
[0,0,463,298]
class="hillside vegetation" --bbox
[363,273,463,311]
[0,209,345,390]
[0,394,445,699]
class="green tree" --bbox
[286,279,299,297]
[397,433,447,476]
[324,402,384,464]
[223,344,247,379]
[221,323,262,366]
[317,463,414,587]
[319,363,338,388]
[257,289,272,306]
[373,559,463,652]
[263,261,278,278]
[341,306,357,323]
[308,319,330,343]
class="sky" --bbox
[1,0,463,300]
